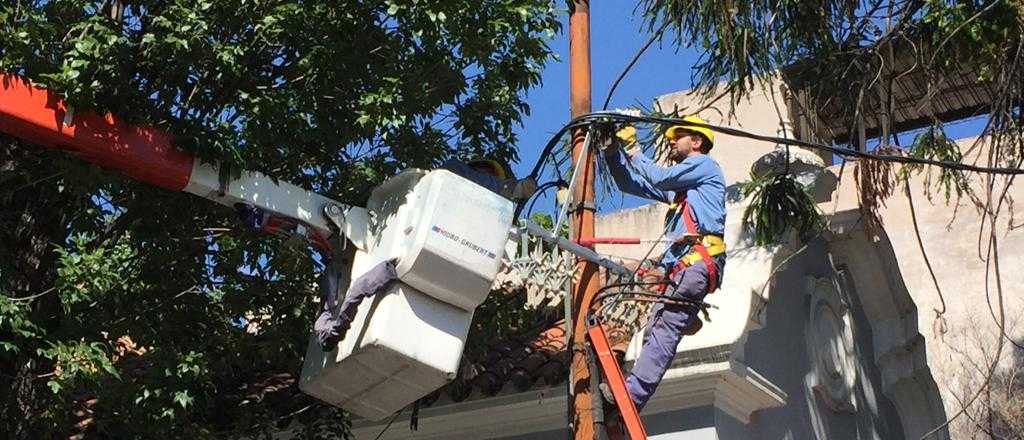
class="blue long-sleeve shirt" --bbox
[604,149,726,268]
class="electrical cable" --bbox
[587,288,714,332]
[596,290,709,310]
[523,180,567,217]
[598,291,711,311]
[373,406,405,440]
[523,112,1024,192]
[593,281,673,302]
[525,120,589,181]
[601,21,671,111]
[587,278,716,324]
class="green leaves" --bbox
[921,0,1020,81]
[903,126,970,202]
[55,234,144,311]
[1,1,560,437]
[35,14,130,110]
[739,172,824,246]
[0,295,43,353]
[173,390,194,409]
[3,0,560,174]
[37,339,120,394]
[172,351,208,380]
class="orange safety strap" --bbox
[587,323,648,440]
[670,193,718,294]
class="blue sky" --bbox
[511,4,698,213]
[512,4,696,175]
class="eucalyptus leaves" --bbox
[905,126,970,203]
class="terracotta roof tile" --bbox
[426,318,632,406]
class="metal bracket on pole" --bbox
[566,200,597,213]
[521,220,632,278]
[553,128,593,235]
[322,203,371,252]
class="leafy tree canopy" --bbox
[0,1,560,437]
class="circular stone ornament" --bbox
[804,276,858,413]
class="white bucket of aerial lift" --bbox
[364,168,515,311]
[299,250,473,421]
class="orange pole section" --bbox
[568,1,599,439]
[0,73,194,191]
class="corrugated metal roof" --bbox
[784,43,994,144]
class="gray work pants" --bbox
[314,259,398,350]
[624,254,725,410]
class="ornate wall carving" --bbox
[804,275,858,413]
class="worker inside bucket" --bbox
[237,156,536,353]
[311,157,524,352]
[601,115,727,411]
[442,156,537,202]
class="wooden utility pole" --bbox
[568,1,599,438]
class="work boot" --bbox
[599,382,617,408]
[599,382,629,439]
[320,333,340,352]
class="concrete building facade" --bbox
[352,82,1023,440]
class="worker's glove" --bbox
[615,125,638,146]
[505,177,540,201]
[509,177,538,201]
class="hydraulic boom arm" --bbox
[0,72,368,250]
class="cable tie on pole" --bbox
[567,200,597,213]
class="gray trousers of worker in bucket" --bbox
[624,253,725,410]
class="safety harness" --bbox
[665,192,725,294]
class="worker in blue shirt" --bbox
[602,115,727,410]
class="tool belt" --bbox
[676,234,726,267]
[665,233,725,294]
[638,234,725,294]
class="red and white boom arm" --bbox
[0,73,368,250]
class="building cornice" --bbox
[350,359,785,439]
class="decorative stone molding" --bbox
[348,359,786,439]
[750,123,838,203]
[648,359,787,424]
[825,211,951,440]
[803,275,858,413]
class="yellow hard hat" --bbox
[664,115,714,146]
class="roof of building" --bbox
[783,41,994,144]
[415,318,633,408]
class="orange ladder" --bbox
[587,322,647,440]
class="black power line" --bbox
[525,112,1024,186]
